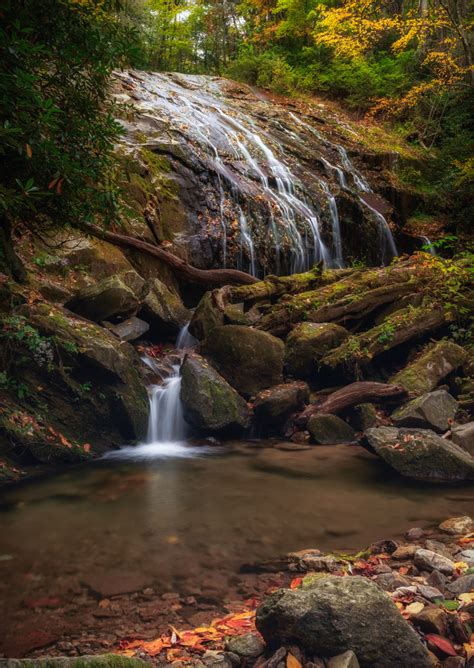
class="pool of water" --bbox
[1,441,473,654]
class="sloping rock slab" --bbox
[256,576,432,668]
[365,426,474,482]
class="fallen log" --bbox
[79,223,258,287]
[296,381,407,425]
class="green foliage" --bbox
[0,0,140,228]
[0,315,55,369]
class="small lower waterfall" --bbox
[421,236,437,256]
[147,366,187,443]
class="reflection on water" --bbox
[1,443,473,623]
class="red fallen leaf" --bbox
[425,634,458,656]
[290,577,302,589]
[48,177,59,190]
[56,178,63,194]
[83,443,91,453]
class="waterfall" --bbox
[421,236,437,256]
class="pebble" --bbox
[412,607,447,635]
[439,516,473,535]
[424,539,454,560]
[392,544,420,560]
[225,633,265,659]
[417,584,444,601]
[406,527,425,541]
[414,549,455,575]
[327,650,360,668]
[446,573,474,595]
[459,549,474,566]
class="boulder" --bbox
[391,340,468,395]
[284,322,349,379]
[67,273,145,322]
[345,403,377,432]
[140,278,190,338]
[307,414,356,444]
[105,316,149,342]
[255,576,432,667]
[201,325,284,397]
[413,549,455,575]
[439,516,474,535]
[189,292,224,341]
[411,607,447,636]
[253,382,309,433]
[391,390,458,433]
[8,303,149,455]
[446,574,474,595]
[364,427,474,482]
[451,422,474,456]
[180,354,250,433]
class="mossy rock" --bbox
[391,340,469,395]
[67,273,146,322]
[189,292,225,341]
[201,325,285,397]
[140,278,190,339]
[253,381,309,434]
[180,354,250,433]
[285,322,349,379]
[307,413,356,444]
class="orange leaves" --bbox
[120,609,258,660]
[47,176,64,194]
[25,144,32,159]
[286,653,302,668]
[290,577,302,589]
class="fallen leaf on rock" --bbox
[404,601,424,616]
[458,593,474,605]
[286,653,302,668]
[290,577,302,589]
[425,634,458,656]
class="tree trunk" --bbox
[0,217,27,283]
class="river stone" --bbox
[201,325,284,397]
[307,414,356,444]
[345,403,377,432]
[0,657,148,668]
[391,390,458,433]
[225,633,265,659]
[391,340,468,395]
[451,422,474,456]
[140,278,190,338]
[414,548,455,575]
[439,516,474,535]
[189,292,225,340]
[253,381,309,432]
[364,426,474,482]
[412,607,447,636]
[446,574,474,595]
[284,322,349,379]
[105,316,149,341]
[255,576,432,667]
[180,354,250,432]
[67,273,145,322]
[327,652,360,668]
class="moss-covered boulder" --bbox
[180,354,250,433]
[201,325,284,397]
[391,340,468,394]
[365,426,474,482]
[140,278,190,338]
[307,414,356,444]
[0,303,148,462]
[189,291,225,340]
[67,273,146,322]
[285,322,349,379]
[253,381,309,433]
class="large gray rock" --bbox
[439,516,474,535]
[180,354,250,433]
[307,414,356,444]
[446,574,474,595]
[105,316,149,341]
[284,322,349,379]
[201,325,284,397]
[67,272,146,322]
[255,576,432,668]
[414,548,455,575]
[365,426,474,482]
[391,340,468,395]
[140,278,190,338]
[189,292,225,341]
[452,422,474,456]
[253,381,309,433]
[391,390,458,433]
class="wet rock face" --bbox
[201,325,285,397]
[180,354,250,433]
[364,427,474,482]
[256,576,432,668]
[115,70,399,276]
[140,278,190,338]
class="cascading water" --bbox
[421,236,437,256]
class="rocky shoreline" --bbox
[2,516,473,667]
